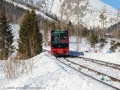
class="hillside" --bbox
[5,0,120,28]
[2,0,56,23]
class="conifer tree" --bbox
[87,34,98,49]
[18,9,43,59]
[43,20,49,46]
[29,9,43,57]
[99,38,106,49]
[0,9,14,59]
[18,10,31,58]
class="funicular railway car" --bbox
[51,30,69,55]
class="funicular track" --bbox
[56,56,120,90]
[73,57,120,80]
[80,57,120,71]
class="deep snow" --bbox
[0,23,120,90]
[1,0,120,89]
[0,52,117,90]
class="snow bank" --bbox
[0,52,115,90]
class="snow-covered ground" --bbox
[0,52,117,90]
[0,24,120,90]
[69,37,120,65]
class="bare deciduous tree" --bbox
[99,5,107,38]
[74,0,90,50]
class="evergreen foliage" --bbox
[0,9,14,59]
[87,34,98,49]
[3,1,25,23]
[43,20,49,46]
[99,38,106,49]
[30,9,43,57]
[18,9,43,59]
[110,40,120,52]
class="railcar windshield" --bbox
[51,30,69,48]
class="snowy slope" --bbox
[90,0,117,13]
[61,0,119,28]
[8,0,117,15]
[82,0,119,28]
[5,0,54,21]
[6,0,120,28]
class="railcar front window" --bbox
[52,33,60,43]
[60,33,68,43]
[51,30,69,48]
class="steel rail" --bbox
[80,57,120,70]
[56,57,120,90]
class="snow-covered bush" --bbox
[3,58,34,79]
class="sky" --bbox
[100,0,120,10]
